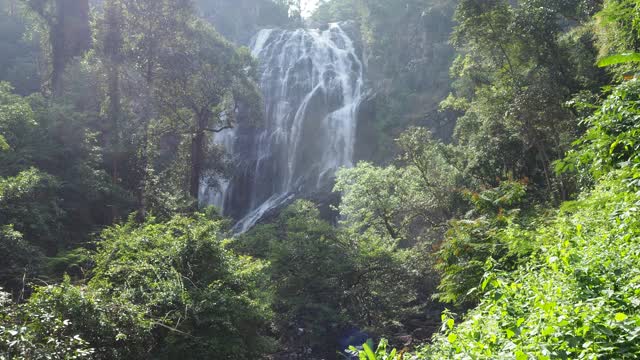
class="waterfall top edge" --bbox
[254,21,352,32]
[249,21,361,59]
[250,20,360,44]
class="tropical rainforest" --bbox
[1,0,640,359]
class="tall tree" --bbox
[444,0,604,200]
[100,0,194,217]
[155,20,261,200]
[24,0,91,97]
[95,0,125,221]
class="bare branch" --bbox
[203,124,233,133]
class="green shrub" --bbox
[2,212,275,360]
[416,177,640,359]
[346,339,404,360]
[0,277,151,360]
[0,225,42,297]
[561,79,640,181]
[1,280,97,360]
[0,168,63,253]
[90,213,274,359]
[434,180,537,307]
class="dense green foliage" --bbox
[0,83,112,251]
[408,79,640,359]
[348,0,640,357]
[234,200,425,357]
[2,213,274,359]
[91,214,273,358]
[335,127,462,244]
[446,0,605,196]
[0,0,271,358]
[2,0,640,358]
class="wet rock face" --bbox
[353,1,457,162]
[201,23,365,232]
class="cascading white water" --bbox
[201,23,364,232]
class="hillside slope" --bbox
[413,80,640,359]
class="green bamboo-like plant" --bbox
[346,339,404,360]
[597,52,640,67]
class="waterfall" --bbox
[201,23,364,232]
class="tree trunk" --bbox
[107,61,121,220]
[50,3,66,98]
[136,123,150,221]
[136,43,158,220]
[189,116,206,200]
[100,0,124,221]
[48,0,90,98]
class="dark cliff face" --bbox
[354,0,457,162]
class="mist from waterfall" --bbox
[201,23,364,232]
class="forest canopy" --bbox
[2,0,640,359]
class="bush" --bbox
[90,213,274,359]
[0,277,150,360]
[2,212,275,360]
[416,177,640,359]
[0,168,63,254]
[0,225,42,297]
[434,180,538,307]
[561,79,640,181]
[0,280,96,360]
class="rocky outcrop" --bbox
[356,0,457,161]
